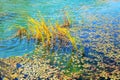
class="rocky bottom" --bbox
[0,53,120,80]
[0,55,65,80]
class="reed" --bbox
[55,22,77,49]
[15,14,77,51]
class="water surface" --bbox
[0,0,120,57]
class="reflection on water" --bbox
[0,0,120,57]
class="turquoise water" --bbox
[0,0,120,58]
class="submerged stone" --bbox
[23,74,28,79]
[16,63,22,69]
[14,78,18,80]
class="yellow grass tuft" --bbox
[16,15,77,49]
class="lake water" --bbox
[0,0,120,58]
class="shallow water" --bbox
[0,0,120,57]
[0,38,35,58]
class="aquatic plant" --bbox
[55,22,77,49]
[14,15,77,51]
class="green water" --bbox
[0,0,114,39]
[0,0,120,57]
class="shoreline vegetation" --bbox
[0,14,120,80]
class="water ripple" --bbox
[0,38,35,58]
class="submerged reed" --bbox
[15,15,77,51]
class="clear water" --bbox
[0,0,120,58]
